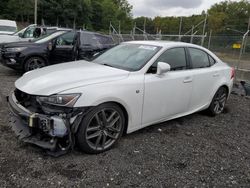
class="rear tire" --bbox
[23,56,47,72]
[76,103,125,154]
[207,87,228,116]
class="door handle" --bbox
[183,77,193,83]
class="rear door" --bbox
[187,47,219,111]
[49,32,76,64]
[142,47,194,125]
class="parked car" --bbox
[0,24,71,44]
[0,19,17,35]
[1,30,115,72]
[8,41,234,155]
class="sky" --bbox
[127,0,235,18]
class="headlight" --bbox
[36,94,81,107]
[6,47,27,52]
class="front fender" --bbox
[60,74,145,133]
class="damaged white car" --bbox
[8,41,234,155]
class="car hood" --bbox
[0,34,20,44]
[15,61,130,96]
[3,41,38,48]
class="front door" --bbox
[142,47,193,125]
[50,32,76,64]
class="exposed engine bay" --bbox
[8,89,90,157]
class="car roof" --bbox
[125,40,206,49]
[46,27,72,31]
[0,19,17,27]
[79,30,110,37]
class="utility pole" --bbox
[201,13,207,46]
[178,17,183,41]
[208,30,212,50]
[237,30,249,73]
[34,0,38,24]
[247,17,250,31]
[133,22,136,38]
[118,21,121,44]
[143,17,147,40]
[243,17,250,53]
[143,17,146,33]
[190,25,194,43]
[118,21,121,35]
[109,21,112,35]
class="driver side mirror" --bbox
[157,62,171,75]
[18,33,23,38]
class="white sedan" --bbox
[8,41,234,155]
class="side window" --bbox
[189,48,210,69]
[96,35,114,45]
[23,27,36,38]
[56,32,75,46]
[81,33,96,46]
[156,48,187,71]
[209,55,216,65]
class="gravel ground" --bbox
[0,64,250,187]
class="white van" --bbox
[0,19,17,35]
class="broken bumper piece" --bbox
[7,93,69,154]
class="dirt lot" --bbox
[0,64,250,187]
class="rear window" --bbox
[81,33,96,46]
[189,48,210,69]
[95,35,114,45]
[209,55,216,65]
[80,32,114,47]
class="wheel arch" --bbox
[91,99,130,135]
[22,54,49,70]
[220,84,229,97]
[213,84,229,100]
[108,101,129,135]
[208,83,230,109]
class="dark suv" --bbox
[0,30,115,72]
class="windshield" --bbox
[93,43,161,71]
[13,27,27,36]
[12,24,37,36]
[0,26,16,32]
[34,31,68,43]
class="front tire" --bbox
[76,103,125,154]
[23,56,47,72]
[207,87,228,116]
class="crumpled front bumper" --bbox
[7,93,61,151]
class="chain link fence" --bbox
[110,33,250,81]
[206,35,250,81]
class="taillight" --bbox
[231,67,235,79]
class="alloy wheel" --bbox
[85,108,122,151]
[213,88,227,114]
[27,58,46,71]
